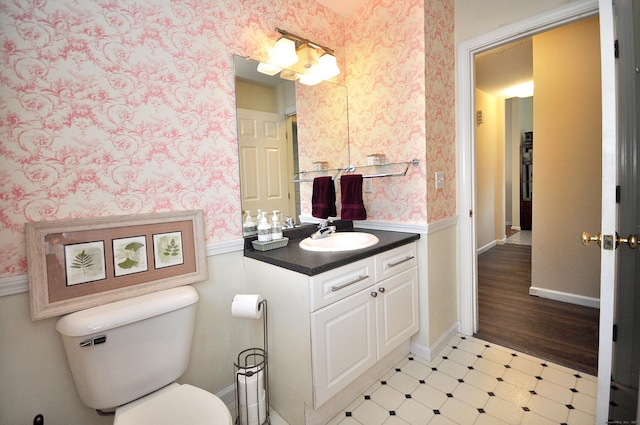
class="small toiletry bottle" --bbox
[257,212,272,242]
[242,211,257,237]
[271,210,283,240]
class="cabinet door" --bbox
[376,267,419,359]
[311,288,377,407]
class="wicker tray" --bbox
[252,237,289,251]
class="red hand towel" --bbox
[312,176,337,219]
[340,174,367,220]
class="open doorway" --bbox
[470,18,602,375]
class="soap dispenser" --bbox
[257,211,272,242]
[271,210,283,240]
[242,211,257,237]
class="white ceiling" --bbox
[475,38,534,98]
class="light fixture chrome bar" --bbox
[275,28,335,56]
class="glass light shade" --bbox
[279,69,300,81]
[270,37,299,68]
[298,44,319,69]
[289,44,319,75]
[257,62,282,76]
[299,74,322,86]
[317,54,340,80]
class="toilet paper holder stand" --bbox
[234,299,270,425]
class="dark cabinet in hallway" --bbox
[520,131,533,230]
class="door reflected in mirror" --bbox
[233,56,349,226]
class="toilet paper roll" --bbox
[238,390,267,425]
[237,366,265,406]
[231,294,263,319]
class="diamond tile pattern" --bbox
[324,335,596,425]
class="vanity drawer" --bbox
[309,257,375,312]
[375,242,417,282]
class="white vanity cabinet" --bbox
[310,243,418,406]
[244,240,418,425]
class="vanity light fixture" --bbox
[257,28,340,85]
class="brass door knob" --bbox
[581,231,601,247]
[616,233,639,249]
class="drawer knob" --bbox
[378,287,386,293]
[371,291,378,298]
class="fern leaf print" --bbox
[65,241,106,286]
[70,250,94,274]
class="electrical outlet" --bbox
[435,172,445,189]
[364,178,374,193]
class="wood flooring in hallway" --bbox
[474,243,600,376]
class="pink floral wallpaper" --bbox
[425,0,456,222]
[0,0,344,276]
[345,0,455,224]
[0,0,454,278]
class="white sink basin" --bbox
[299,232,379,252]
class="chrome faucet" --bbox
[310,220,336,239]
[282,216,295,229]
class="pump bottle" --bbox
[257,212,272,242]
[271,210,283,240]
[242,211,257,237]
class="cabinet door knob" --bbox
[371,291,378,298]
[378,287,386,293]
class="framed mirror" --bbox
[233,55,349,225]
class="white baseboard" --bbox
[410,323,458,361]
[216,384,236,407]
[529,286,600,309]
[477,240,496,255]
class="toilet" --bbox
[55,285,233,425]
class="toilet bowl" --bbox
[114,383,233,425]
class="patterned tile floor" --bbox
[234,334,598,425]
[506,230,532,246]
[325,334,597,425]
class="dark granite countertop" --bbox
[243,221,420,276]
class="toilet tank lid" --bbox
[56,286,199,337]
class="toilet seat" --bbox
[114,383,233,425]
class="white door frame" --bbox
[455,0,615,422]
[596,0,617,422]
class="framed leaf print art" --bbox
[25,210,207,320]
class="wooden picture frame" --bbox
[25,210,208,320]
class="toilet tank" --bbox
[55,286,199,410]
